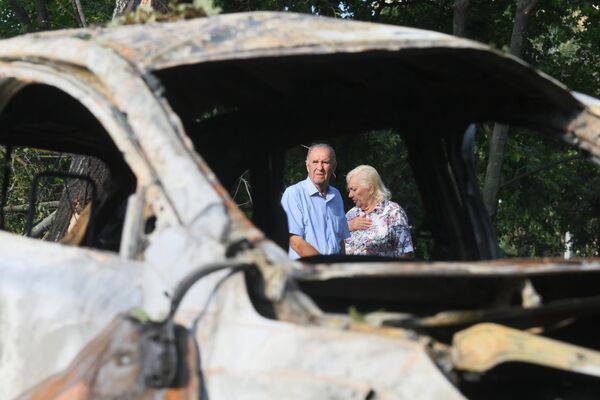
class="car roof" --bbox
[0,12,485,71]
[1,11,597,162]
[0,12,584,114]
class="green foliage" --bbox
[0,147,72,235]
[475,128,600,257]
[348,305,365,322]
[0,1,115,37]
[528,3,600,97]
[129,307,152,322]
[0,5,25,37]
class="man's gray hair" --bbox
[306,143,336,164]
[346,165,391,203]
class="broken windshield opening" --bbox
[154,52,598,262]
[154,54,496,262]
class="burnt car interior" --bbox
[154,49,582,261]
[0,83,136,251]
[154,50,600,398]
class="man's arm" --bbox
[289,234,320,257]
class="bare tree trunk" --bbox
[70,0,88,27]
[113,0,170,17]
[113,0,137,18]
[35,0,49,30]
[482,0,539,219]
[8,0,34,32]
[46,156,110,243]
[452,0,469,37]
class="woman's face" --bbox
[347,175,375,211]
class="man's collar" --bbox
[303,176,334,199]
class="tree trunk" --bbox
[113,0,170,17]
[482,0,539,219]
[45,156,110,242]
[8,0,34,32]
[70,0,88,27]
[114,0,138,17]
[35,0,49,30]
[452,0,469,37]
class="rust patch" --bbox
[452,323,600,378]
[16,315,201,400]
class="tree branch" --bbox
[452,0,469,37]
[31,210,56,238]
[509,0,539,58]
[482,0,540,218]
[70,0,88,27]
[3,201,59,214]
[384,0,438,8]
[500,155,579,189]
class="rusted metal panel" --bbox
[0,13,585,128]
[0,35,227,236]
[452,323,600,378]
[16,315,200,399]
[176,272,466,400]
[574,91,600,118]
[566,108,600,163]
[0,232,144,399]
[0,65,151,185]
[0,13,485,71]
[293,258,600,281]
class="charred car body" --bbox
[0,11,599,399]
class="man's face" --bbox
[306,147,336,187]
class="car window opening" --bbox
[0,83,136,251]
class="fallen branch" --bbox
[31,210,57,239]
[3,201,60,214]
[501,155,579,189]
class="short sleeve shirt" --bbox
[281,177,350,259]
[345,200,413,257]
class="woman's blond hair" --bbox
[346,165,391,203]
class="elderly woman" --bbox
[345,165,413,257]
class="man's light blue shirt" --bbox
[281,177,350,259]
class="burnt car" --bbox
[0,11,599,400]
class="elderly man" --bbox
[281,144,350,259]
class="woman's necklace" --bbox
[363,200,377,214]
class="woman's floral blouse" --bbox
[345,200,413,256]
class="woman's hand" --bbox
[349,215,372,231]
